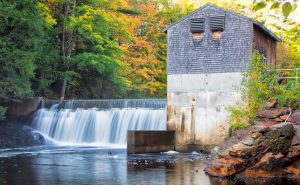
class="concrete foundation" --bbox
[2,97,42,117]
[167,72,242,152]
[127,131,175,154]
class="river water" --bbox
[0,99,299,184]
[0,146,299,185]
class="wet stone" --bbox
[286,159,300,174]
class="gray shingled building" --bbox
[164,3,280,152]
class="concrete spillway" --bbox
[32,99,167,147]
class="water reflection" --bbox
[0,147,299,185]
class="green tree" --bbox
[253,1,297,18]
[228,51,279,130]
[41,0,130,99]
[0,0,59,119]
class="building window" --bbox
[210,16,225,40]
[190,18,204,41]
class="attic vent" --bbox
[190,18,204,33]
[210,16,225,31]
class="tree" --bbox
[41,0,130,99]
[253,1,297,19]
[0,0,59,119]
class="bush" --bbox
[0,106,7,121]
[228,51,279,130]
[277,81,300,108]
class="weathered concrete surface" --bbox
[167,73,242,151]
[2,97,42,117]
[127,131,175,154]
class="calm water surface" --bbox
[0,146,299,185]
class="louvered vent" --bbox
[190,18,204,33]
[210,16,225,31]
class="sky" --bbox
[171,0,300,23]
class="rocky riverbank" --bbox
[0,117,44,149]
[205,99,300,177]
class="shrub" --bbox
[0,106,7,121]
[228,51,279,130]
[277,81,300,108]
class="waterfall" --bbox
[32,99,167,146]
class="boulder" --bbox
[255,120,279,126]
[286,159,300,174]
[206,122,294,177]
[265,99,278,109]
[279,114,289,121]
[287,127,300,159]
[288,111,300,124]
[205,156,254,177]
[266,123,294,154]
[258,108,289,119]
[238,152,285,177]
[228,142,265,159]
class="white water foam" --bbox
[32,103,166,146]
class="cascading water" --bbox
[32,99,167,147]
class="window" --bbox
[190,18,204,41]
[210,16,225,40]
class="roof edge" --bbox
[163,3,212,33]
[163,3,281,42]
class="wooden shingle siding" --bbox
[167,5,252,74]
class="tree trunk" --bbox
[59,79,67,108]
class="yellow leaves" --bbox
[37,2,57,29]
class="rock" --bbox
[206,122,294,177]
[228,142,265,159]
[241,138,260,146]
[205,156,251,177]
[238,152,285,177]
[273,117,284,122]
[286,159,300,174]
[255,120,279,126]
[287,145,300,159]
[267,123,294,154]
[0,122,44,149]
[258,108,289,119]
[265,99,278,109]
[287,127,300,159]
[279,114,289,121]
[288,111,300,124]
[251,132,262,139]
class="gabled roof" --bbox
[163,3,281,42]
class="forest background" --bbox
[0,0,299,104]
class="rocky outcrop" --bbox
[0,118,44,149]
[205,99,300,177]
